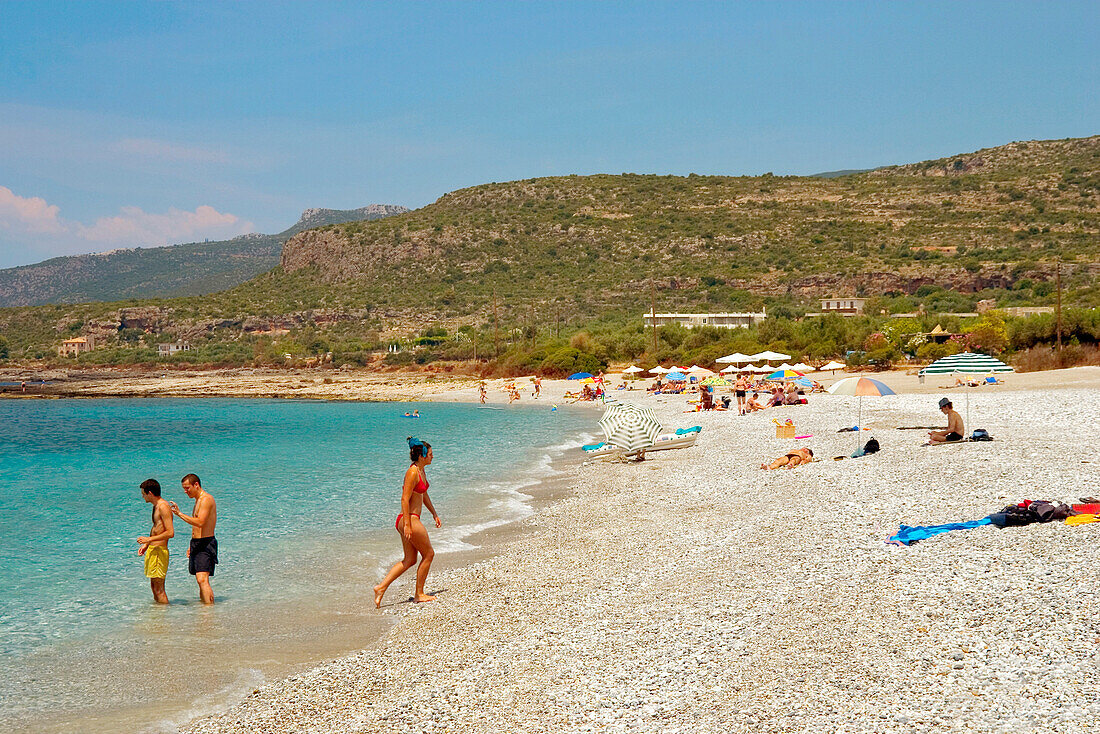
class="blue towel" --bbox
[582,442,606,451]
[675,426,702,435]
[888,517,993,546]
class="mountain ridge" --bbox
[0,204,409,307]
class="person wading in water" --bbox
[374,437,442,608]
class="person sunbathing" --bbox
[745,393,763,412]
[761,447,814,470]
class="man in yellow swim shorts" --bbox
[137,478,174,604]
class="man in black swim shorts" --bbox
[169,473,218,605]
[928,398,965,445]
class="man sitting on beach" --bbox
[169,474,218,605]
[745,393,763,412]
[928,398,964,444]
[137,478,174,604]
[761,447,814,470]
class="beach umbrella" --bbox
[665,371,687,381]
[622,365,644,373]
[716,352,753,364]
[688,365,715,376]
[792,362,813,372]
[648,366,669,374]
[750,350,791,363]
[598,403,663,454]
[918,352,1013,375]
[777,362,794,370]
[750,364,772,373]
[578,377,596,384]
[828,377,898,451]
[719,365,741,373]
[821,360,846,374]
[765,369,805,381]
[668,365,688,373]
[791,376,814,389]
[919,352,1013,429]
[567,372,593,380]
[701,376,730,386]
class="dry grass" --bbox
[1011,344,1100,372]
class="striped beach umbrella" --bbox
[701,376,730,386]
[598,403,662,453]
[765,369,805,381]
[919,352,1013,429]
[918,352,1013,375]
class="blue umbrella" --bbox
[665,371,687,381]
[567,372,593,380]
[791,376,813,388]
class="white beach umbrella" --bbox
[751,364,772,373]
[716,352,753,364]
[688,365,715,376]
[792,362,813,372]
[622,365,645,373]
[668,365,688,373]
[821,360,846,373]
[719,365,740,373]
[648,366,669,374]
[777,362,793,370]
[750,350,791,363]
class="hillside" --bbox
[266,135,1099,320]
[0,204,407,307]
[0,135,1097,363]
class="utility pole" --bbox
[492,292,500,358]
[650,282,658,355]
[1055,260,1063,352]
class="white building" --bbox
[642,311,767,329]
[819,298,867,316]
[157,342,191,357]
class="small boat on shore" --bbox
[582,426,701,458]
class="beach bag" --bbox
[863,437,880,454]
[971,429,992,441]
[987,504,1041,527]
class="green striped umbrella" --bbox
[598,403,662,454]
[919,352,1013,430]
[918,352,1013,375]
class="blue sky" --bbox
[0,1,1096,267]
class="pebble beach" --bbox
[183,368,1100,734]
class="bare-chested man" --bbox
[137,478,174,604]
[168,473,218,605]
[928,398,965,444]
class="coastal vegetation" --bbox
[0,136,1097,373]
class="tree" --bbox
[0,336,8,360]
[965,312,1009,354]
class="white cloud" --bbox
[0,185,254,266]
[77,204,251,245]
[0,186,66,234]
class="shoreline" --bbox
[1,401,593,734]
[184,372,1100,733]
[3,365,1098,404]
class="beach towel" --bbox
[1065,514,1100,527]
[887,518,993,546]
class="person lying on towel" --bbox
[761,447,813,470]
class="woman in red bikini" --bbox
[374,437,442,608]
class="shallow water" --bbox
[0,398,593,732]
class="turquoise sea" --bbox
[0,398,592,733]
